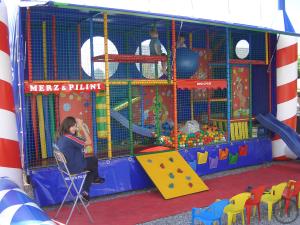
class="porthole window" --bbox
[81,36,118,79]
[135,39,167,79]
[235,39,249,59]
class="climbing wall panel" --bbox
[136,151,208,199]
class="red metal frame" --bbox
[93,54,167,63]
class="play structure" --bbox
[1,0,299,207]
[22,9,268,161]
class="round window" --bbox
[81,36,118,79]
[235,40,249,59]
[135,39,167,79]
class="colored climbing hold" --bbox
[160,163,165,169]
[168,183,174,189]
[188,182,193,188]
[177,168,183,173]
[169,172,175,179]
[169,157,174,163]
[147,159,152,163]
[185,176,191,181]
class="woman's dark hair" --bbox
[57,116,77,139]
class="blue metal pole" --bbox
[18,11,28,172]
[89,18,98,155]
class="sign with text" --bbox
[24,81,105,94]
[177,79,227,90]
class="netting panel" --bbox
[21,6,270,169]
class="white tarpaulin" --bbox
[45,0,300,35]
[4,0,300,36]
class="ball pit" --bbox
[158,125,226,148]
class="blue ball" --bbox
[176,48,199,78]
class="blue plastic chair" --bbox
[191,199,230,225]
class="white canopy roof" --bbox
[3,0,299,36]
[27,0,300,36]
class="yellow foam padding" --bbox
[97,130,107,138]
[238,123,242,139]
[242,122,247,139]
[96,104,107,110]
[238,122,243,139]
[230,123,235,141]
[241,122,245,139]
[37,95,47,159]
[244,122,249,139]
[233,122,238,140]
[96,117,107,123]
[243,122,247,139]
[136,151,209,199]
[234,123,240,140]
[197,151,208,164]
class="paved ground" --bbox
[137,162,300,225]
[26,161,300,225]
[138,206,300,225]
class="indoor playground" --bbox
[2,1,300,223]
[23,3,281,205]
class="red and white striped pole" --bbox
[272,34,298,159]
[0,1,23,188]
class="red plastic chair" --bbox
[282,180,300,215]
[244,185,266,225]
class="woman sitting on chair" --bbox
[56,116,105,201]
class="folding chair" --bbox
[53,146,94,224]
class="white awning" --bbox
[41,0,300,36]
[9,0,300,36]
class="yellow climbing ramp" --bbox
[136,151,208,199]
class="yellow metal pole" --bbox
[103,13,112,159]
[38,21,47,159]
[189,32,194,120]
[265,32,269,65]
[189,33,193,49]
[110,80,173,85]
[172,20,178,151]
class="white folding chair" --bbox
[53,145,94,224]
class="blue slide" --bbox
[256,113,300,157]
[110,110,153,137]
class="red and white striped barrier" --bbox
[0,1,23,188]
[273,34,298,159]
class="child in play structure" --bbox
[56,116,105,202]
[149,28,167,76]
[177,35,187,48]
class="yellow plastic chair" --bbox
[223,192,251,225]
[260,182,287,221]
